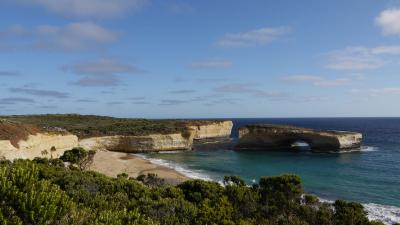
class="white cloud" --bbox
[16,0,149,18]
[191,59,232,69]
[0,22,119,51]
[326,47,388,70]
[216,26,291,47]
[371,45,400,54]
[313,78,350,87]
[326,45,400,70]
[213,83,289,100]
[351,87,400,97]
[169,90,196,94]
[63,58,141,87]
[63,58,138,76]
[213,83,254,93]
[35,22,119,51]
[9,87,70,98]
[375,8,400,36]
[282,75,350,87]
[282,75,323,82]
[253,91,288,99]
[368,87,400,96]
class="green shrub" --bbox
[304,194,319,205]
[0,159,383,225]
[60,147,88,164]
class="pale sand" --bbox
[89,150,189,185]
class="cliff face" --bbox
[79,121,233,153]
[188,121,233,139]
[236,124,362,151]
[79,132,195,153]
[0,118,234,157]
[0,133,79,160]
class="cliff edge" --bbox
[0,119,78,160]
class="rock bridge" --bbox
[235,124,362,151]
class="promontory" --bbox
[0,114,233,160]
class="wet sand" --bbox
[89,150,189,185]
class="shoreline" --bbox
[89,150,189,185]
[130,151,400,225]
[89,150,400,224]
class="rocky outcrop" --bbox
[188,121,233,139]
[236,124,362,151]
[0,133,79,160]
[79,132,195,153]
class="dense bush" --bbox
[60,148,96,170]
[0,114,221,138]
[60,147,88,164]
[0,159,389,225]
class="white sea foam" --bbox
[318,197,400,224]
[157,151,185,154]
[364,203,400,225]
[329,145,379,154]
[360,146,379,152]
[133,154,212,181]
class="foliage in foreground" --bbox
[0,159,389,225]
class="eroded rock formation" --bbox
[236,124,362,151]
[0,133,79,160]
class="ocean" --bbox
[136,118,400,224]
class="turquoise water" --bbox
[138,118,400,223]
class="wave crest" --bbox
[133,153,212,181]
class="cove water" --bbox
[136,118,400,224]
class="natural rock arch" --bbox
[235,124,362,152]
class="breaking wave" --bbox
[134,152,399,224]
[319,198,400,224]
[133,153,212,181]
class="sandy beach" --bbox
[89,150,189,185]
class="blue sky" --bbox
[1,0,400,118]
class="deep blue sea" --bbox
[137,118,400,224]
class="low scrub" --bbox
[0,158,388,225]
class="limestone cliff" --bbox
[79,132,195,153]
[188,121,233,139]
[0,118,234,156]
[236,124,362,151]
[0,133,79,160]
[79,121,233,153]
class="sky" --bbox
[1,0,400,118]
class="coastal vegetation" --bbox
[0,148,389,225]
[0,114,223,139]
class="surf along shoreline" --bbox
[126,149,400,225]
